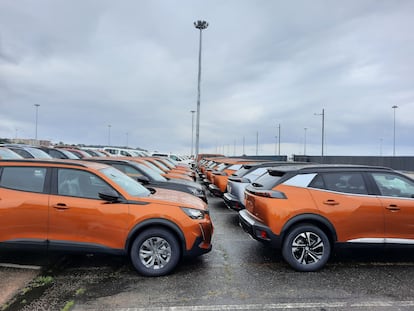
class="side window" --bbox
[310,172,368,195]
[0,166,46,193]
[58,169,112,199]
[371,172,414,198]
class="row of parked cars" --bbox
[199,157,414,272]
[0,144,211,276]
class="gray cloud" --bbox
[1,0,413,156]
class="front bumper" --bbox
[223,192,244,211]
[184,222,214,257]
[208,184,223,197]
[238,209,281,248]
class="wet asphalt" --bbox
[1,190,414,311]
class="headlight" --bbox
[181,207,205,219]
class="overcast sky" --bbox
[1,0,413,157]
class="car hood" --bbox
[166,178,203,190]
[147,187,207,211]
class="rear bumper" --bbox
[223,192,244,211]
[238,210,281,248]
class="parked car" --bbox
[4,145,52,159]
[224,162,293,211]
[239,164,414,272]
[152,153,193,166]
[62,148,92,159]
[0,147,23,159]
[207,159,265,197]
[85,158,207,202]
[36,146,80,159]
[137,157,194,182]
[0,159,213,276]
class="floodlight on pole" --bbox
[194,20,208,163]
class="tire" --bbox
[282,224,331,272]
[130,228,181,277]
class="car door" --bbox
[0,166,49,247]
[308,172,384,243]
[370,172,414,244]
[48,168,129,251]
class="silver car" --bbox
[223,162,288,211]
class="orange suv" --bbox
[0,159,213,276]
[239,164,414,271]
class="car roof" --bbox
[267,164,394,175]
[0,158,110,170]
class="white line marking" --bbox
[114,300,414,311]
[0,263,42,270]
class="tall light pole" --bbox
[190,110,195,157]
[274,136,278,155]
[194,20,208,162]
[34,104,40,141]
[315,109,325,161]
[392,105,398,156]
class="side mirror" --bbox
[99,189,120,202]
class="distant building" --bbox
[10,138,51,146]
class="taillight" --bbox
[249,189,287,199]
[259,230,268,239]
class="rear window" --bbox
[250,171,283,189]
[0,166,46,193]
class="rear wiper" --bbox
[252,182,263,187]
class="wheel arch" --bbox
[125,218,186,255]
[280,213,337,245]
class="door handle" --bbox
[53,203,69,210]
[323,199,339,206]
[386,205,400,211]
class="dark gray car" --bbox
[84,158,207,202]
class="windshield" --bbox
[100,166,150,197]
[27,147,53,159]
[136,163,167,182]
[0,148,23,159]
[142,160,164,174]
[245,167,269,181]
[152,160,169,170]
[60,149,80,159]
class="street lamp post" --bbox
[34,104,40,141]
[190,110,195,157]
[194,20,208,163]
[392,105,398,156]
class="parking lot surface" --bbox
[1,193,414,311]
